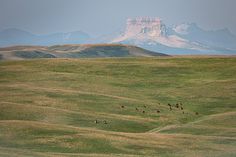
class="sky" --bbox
[0,0,235,37]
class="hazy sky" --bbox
[0,0,235,37]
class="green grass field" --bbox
[0,57,235,157]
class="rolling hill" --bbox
[0,44,168,60]
[0,57,235,156]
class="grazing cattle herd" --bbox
[94,102,199,125]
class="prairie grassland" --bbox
[0,57,235,156]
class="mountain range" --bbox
[1,17,236,55]
[110,17,236,55]
[0,28,91,47]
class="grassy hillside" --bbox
[0,44,167,60]
[0,57,235,156]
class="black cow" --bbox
[175,103,179,108]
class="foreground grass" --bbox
[0,57,235,156]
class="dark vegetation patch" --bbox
[14,51,56,59]
[69,46,130,58]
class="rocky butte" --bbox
[125,17,167,37]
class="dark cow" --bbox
[175,103,179,108]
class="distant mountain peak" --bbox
[0,28,35,37]
[172,23,202,35]
[110,17,236,54]
[112,17,201,50]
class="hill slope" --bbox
[0,44,168,60]
[0,57,235,156]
